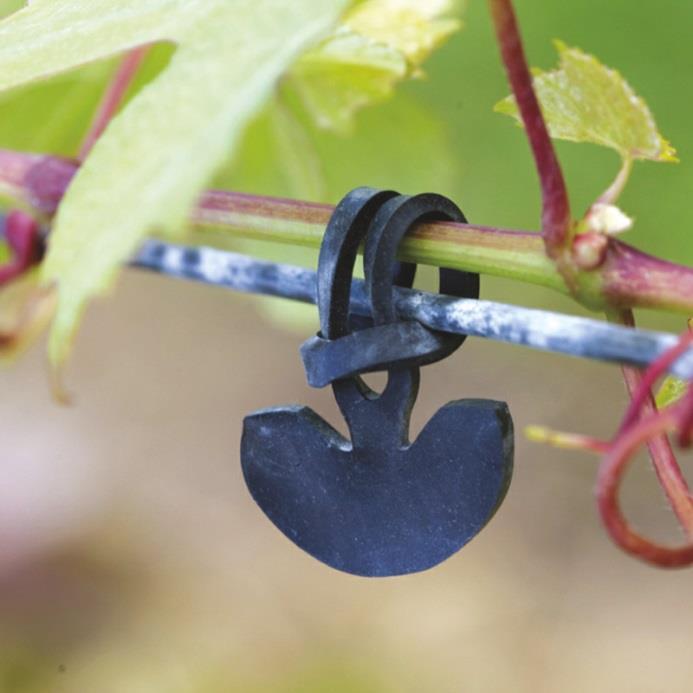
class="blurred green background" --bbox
[1,1,692,691]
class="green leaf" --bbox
[655,375,688,409]
[288,0,462,133]
[346,0,462,67]
[494,41,677,164]
[0,0,347,365]
[0,63,111,156]
[0,45,172,156]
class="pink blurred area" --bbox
[1,270,691,692]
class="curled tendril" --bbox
[528,329,693,567]
[597,330,693,568]
[598,403,693,567]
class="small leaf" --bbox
[0,0,348,365]
[289,0,461,133]
[655,375,688,409]
[495,41,677,164]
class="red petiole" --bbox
[488,0,693,565]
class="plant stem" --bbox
[194,190,560,289]
[79,47,149,160]
[2,150,693,314]
[600,241,693,314]
[487,0,571,256]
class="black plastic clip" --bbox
[241,187,514,577]
[300,190,479,387]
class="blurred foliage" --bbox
[0,0,354,365]
[287,0,461,134]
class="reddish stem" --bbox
[79,46,149,160]
[601,241,693,314]
[0,210,41,286]
[620,330,693,431]
[610,309,693,537]
[487,0,571,256]
[597,402,693,568]
[0,48,149,286]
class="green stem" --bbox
[194,190,562,290]
[2,150,693,314]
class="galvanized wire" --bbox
[132,239,693,380]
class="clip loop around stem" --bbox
[301,191,480,390]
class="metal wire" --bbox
[132,239,693,380]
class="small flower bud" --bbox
[586,203,633,235]
[572,232,608,270]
